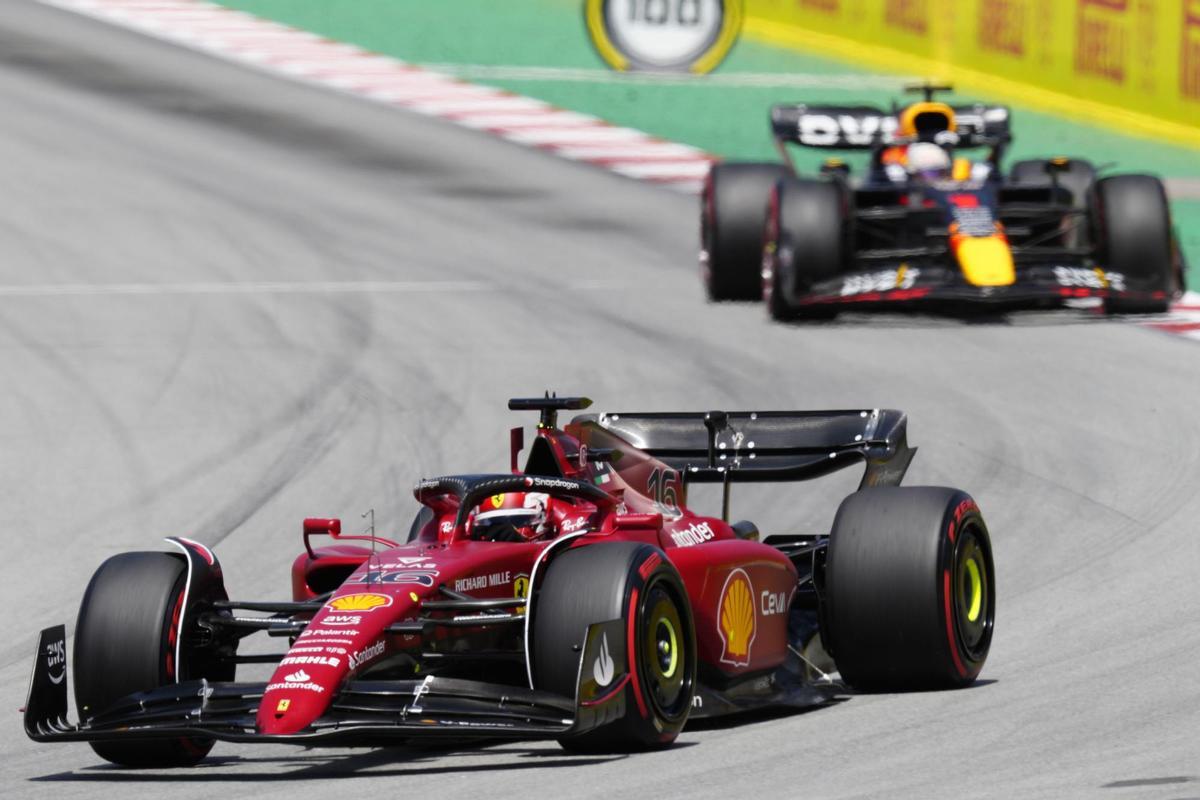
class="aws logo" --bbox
[717,568,755,667]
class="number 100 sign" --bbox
[585,0,743,73]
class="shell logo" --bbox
[327,593,392,612]
[717,568,756,667]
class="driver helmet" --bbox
[471,492,549,542]
[906,142,952,181]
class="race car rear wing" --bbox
[572,408,915,490]
[770,103,1011,149]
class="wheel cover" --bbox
[641,582,689,717]
[953,529,992,657]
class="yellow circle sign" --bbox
[585,0,743,74]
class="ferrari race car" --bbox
[25,394,995,765]
[701,84,1187,319]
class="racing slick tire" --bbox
[1009,158,1096,207]
[74,552,231,767]
[763,177,847,321]
[1090,174,1175,314]
[532,542,696,752]
[701,162,788,301]
[823,487,994,691]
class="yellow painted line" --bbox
[743,17,1200,153]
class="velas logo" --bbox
[327,593,392,612]
[284,669,311,682]
[717,568,756,667]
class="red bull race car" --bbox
[24,394,995,764]
[702,84,1186,319]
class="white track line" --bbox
[0,279,636,298]
[418,63,921,89]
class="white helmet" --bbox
[907,142,952,180]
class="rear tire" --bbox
[701,162,788,301]
[74,552,229,767]
[1091,175,1175,314]
[532,543,695,752]
[824,487,994,691]
[764,177,847,321]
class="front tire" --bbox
[824,487,995,690]
[701,162,788,301]
[74,552,229,767]
[1091,174,1175,314]
[532,542,695,752]
[764,177,847,321]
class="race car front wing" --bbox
[794,264,1171,312]
[24,621,625,746]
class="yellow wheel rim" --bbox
[657,616,680,680]
[964,558,982,622]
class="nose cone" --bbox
[956,235,1015,287]
[256,590,410,735]
[257,662,337,735]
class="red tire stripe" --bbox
[626,587,648,719]
[942,569,968,679]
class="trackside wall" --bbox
[745,0,1200,148]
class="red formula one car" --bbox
[25,395,995,765]
[702,84,1186,320]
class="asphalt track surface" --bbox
[3,3,1199,798]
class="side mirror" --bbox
[585,447,616,464]
[302,518,341,558]
[303,518,341,536]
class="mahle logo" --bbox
[585,0,743,74]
